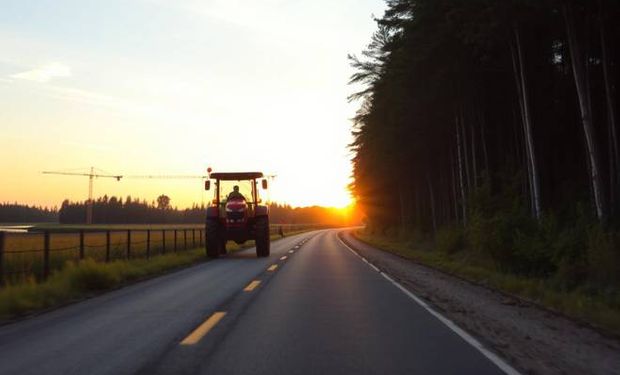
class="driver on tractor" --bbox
[227,185,246,201]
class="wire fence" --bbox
[0,224,324,286]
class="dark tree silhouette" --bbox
[156,195,171,210]
[349,0,620,282]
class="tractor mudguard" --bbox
[206,206,220,219]
[255,205,269,217]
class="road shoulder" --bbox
[340,230,620,375]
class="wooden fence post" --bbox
[146,230,151,259]
[126,230,131,259]
[0,232,5,286]
[43,231,50,280]
[162,230,166,254]
[79,230,85,260]
[184,230,187,250]
[105,230,111,263]
[192,229,196,248]
[174,230,177,253]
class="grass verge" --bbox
[0,249,206,321]
[354,230,620,337]
[0,230,313,321]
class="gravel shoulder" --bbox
[340,230,620,375]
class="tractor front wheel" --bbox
[255,216,270,257]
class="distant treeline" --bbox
[58,197,357,225]
[1,197,359,225]
[59,196,204,224]
[0,203,58,223]
[269,203,360,227]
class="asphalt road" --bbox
[0,229,516,375]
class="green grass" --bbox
[0,249,207,320]
[0,229,316,321]
[355,230,620,336]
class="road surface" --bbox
[0,229,517,375]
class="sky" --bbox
[0,0,386,209]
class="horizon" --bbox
[0,195,357,211]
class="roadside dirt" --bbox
[340,231,620,375]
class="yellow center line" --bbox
[280,255,288,260]
[180,312,227,346]
[243,280,261,292]
[267,264,278,271]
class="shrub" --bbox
[436,226,463,254]
[586,226,620,289]
[62,260,122,292]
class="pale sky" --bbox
[0,0,385,208]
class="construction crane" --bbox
[42,167,275,224]
[42,168,216,224]
[42,167,123,224]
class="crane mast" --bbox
[42,167,123,224]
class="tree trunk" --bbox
[512,25,542,220]
[599,0,619,216]
[427,173,437,237]
[456,114,467,226]
[451,150,460,223]
[399,186,407,233]
[415,188,421,227]
[461,109,472,193]
[479,109,490,178]
[471,123,478,189]
[563,4,606,222]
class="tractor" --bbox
[204,172,270,258]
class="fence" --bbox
[0,223,326,286]
[0,228,205,285]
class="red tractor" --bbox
[204,172,270,258]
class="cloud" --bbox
[10,62,71,82]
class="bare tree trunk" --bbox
[415,188,421,227]
[427,173,437,237]
[564,4,606,222]
[456,114,467,226]
[471,123,478,189]
[451,150,460,223]
[511,25,542,220]
[479,109,490,177]
[399,186,407,233]
[461,110,472,193]
[600,0,619,216]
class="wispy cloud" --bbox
[10,62,71,82]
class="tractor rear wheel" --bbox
[255,216,270,257]
[206,219,221,258]
[219,236,227,255]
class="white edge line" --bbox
[337,235,520,375]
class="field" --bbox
[0,223,324,285]
[2,228,202,284]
